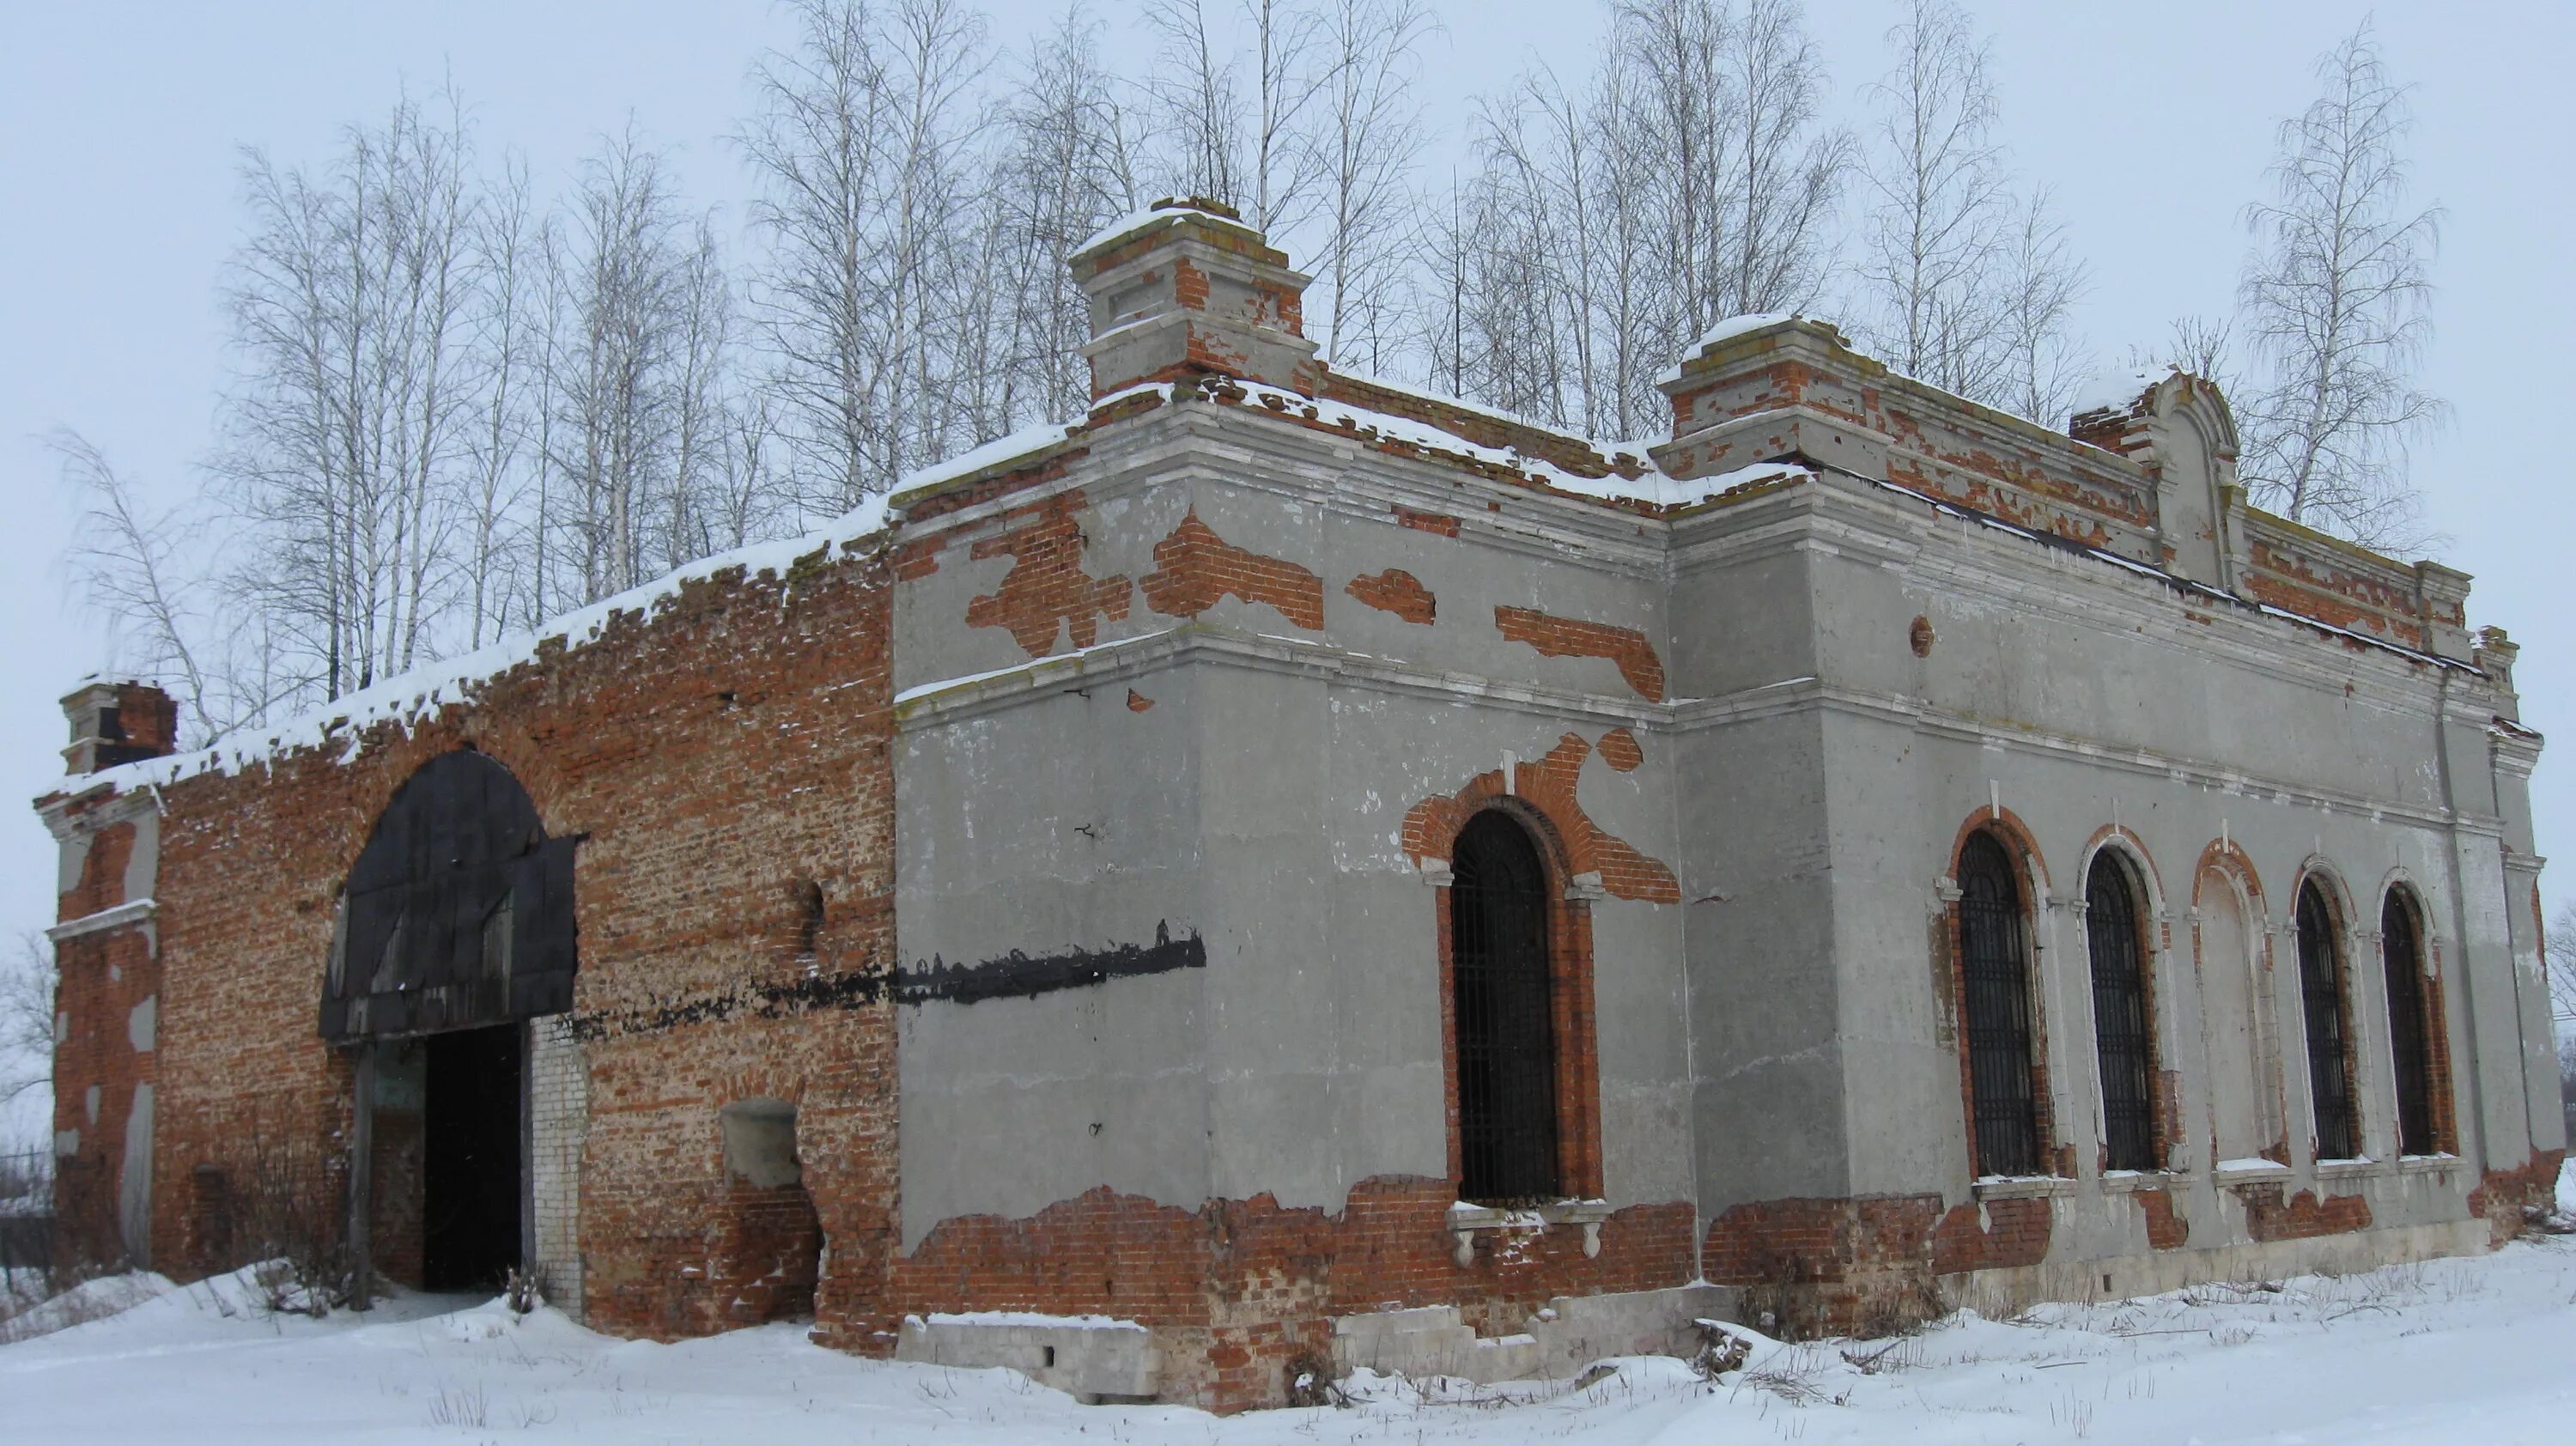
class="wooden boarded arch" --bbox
[320,750,578,1044]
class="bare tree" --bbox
[1311,0,1435,371]
[2547,902,2576,1131]
[2236,22,2444,547]
[51,431,215,735]
[2129,314,2237,390]
[1713,0,1848,319]
[1996,185,2087,425]
[1145,0,1244,207]
[459,158,542,648]
[1,933,57,1109]
[2549,901,2576,1032]
[1856,0,2008,397]
[743,0,987,505]
[220,88,482,702]
[742,0,896,508]
[992,5,1142,419]
[549,127,693,600]
[1240,0,1328,235]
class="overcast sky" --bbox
[3,2,2568,1132]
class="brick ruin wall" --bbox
[48,807,159,1273]
[60,544,904,1347]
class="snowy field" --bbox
[4,1165,2572,1446]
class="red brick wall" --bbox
[2236,1183,2372,1242]
[73,546,899,1351]
[1344,568,1436,624]
[1139,510,1327,629]
[49,921,158,1273]
[1492,606,1666,702]
[890,1176,1694,1411]
[1700,1191,2052,1337]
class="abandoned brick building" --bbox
[38,201,2565,1410]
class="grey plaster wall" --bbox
[892,403,1696,1241]
[1782,474,2553,1256]
[888,385,2555,1276]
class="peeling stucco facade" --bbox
[35,204,2562,1412]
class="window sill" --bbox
[2397,1153,2464,1176]
[1447,1199,1612,1264]
[2098,1170,2193,1194]
[1971,1176,2076,1201]
[2315,1157,2382,1182]
[2212,1158,2292,1183]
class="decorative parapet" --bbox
[2238,509,2475,661]
[1651,317,2166,566]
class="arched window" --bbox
[1450,811,1559,1204]
[2293,879,2359,1160]
[2086,852,2158,1171]
[2380,891,2442,1156]
[323,749,578,1043]
[1958,830,2042,1176]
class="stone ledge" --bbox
[1446,1199,1615,1265]
[895,1313,1157,1405]
[46,897,155,944]
[1971,1176,2077,1201]
[2099,1170,2195,1194]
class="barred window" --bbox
[2294,880,2360,1160]
[2086,854,2158,1172]
[2380,892,2440,1156]
[1450,811,1560,1205]
[1958,831,2042,1176]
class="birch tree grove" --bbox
[58,0,2458,742]
[2235,23,2444,547]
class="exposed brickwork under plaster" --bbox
[1345,568,1436,624]
[1390,505,1461,538]
[60,818,134,922]
[1698,1192,2052,1337]
[1400,734,1680,905]
[2235,1184,2372,1243]
[48,920,157,1273]
[963,491,1134,654]
[1595,728,1643,773]
[2468,1149,2567,1247]
[890,1177,1694,1412]
[1139,511,1327,630]
[1492,606,1667,702]
[2138,1188,2190,1250]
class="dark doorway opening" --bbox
[422,1024,524,1292]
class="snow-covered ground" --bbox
[5,1163,2572,1445]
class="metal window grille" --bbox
[2380,896,2437,1156]
[1958,832,2041,1176]
[1450,812,1560,1206]
[2086,857,2157,1171]
[2295,883,2359,1160]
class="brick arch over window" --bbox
[2291,868,2362,1162]
[322,748,580,1043]
[1943,812,2052,1178]
[2377,881,2456,1157]
[2081,841,2163,1172]
[1413,789,1607,1204]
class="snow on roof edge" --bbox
[83,496,899,796]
